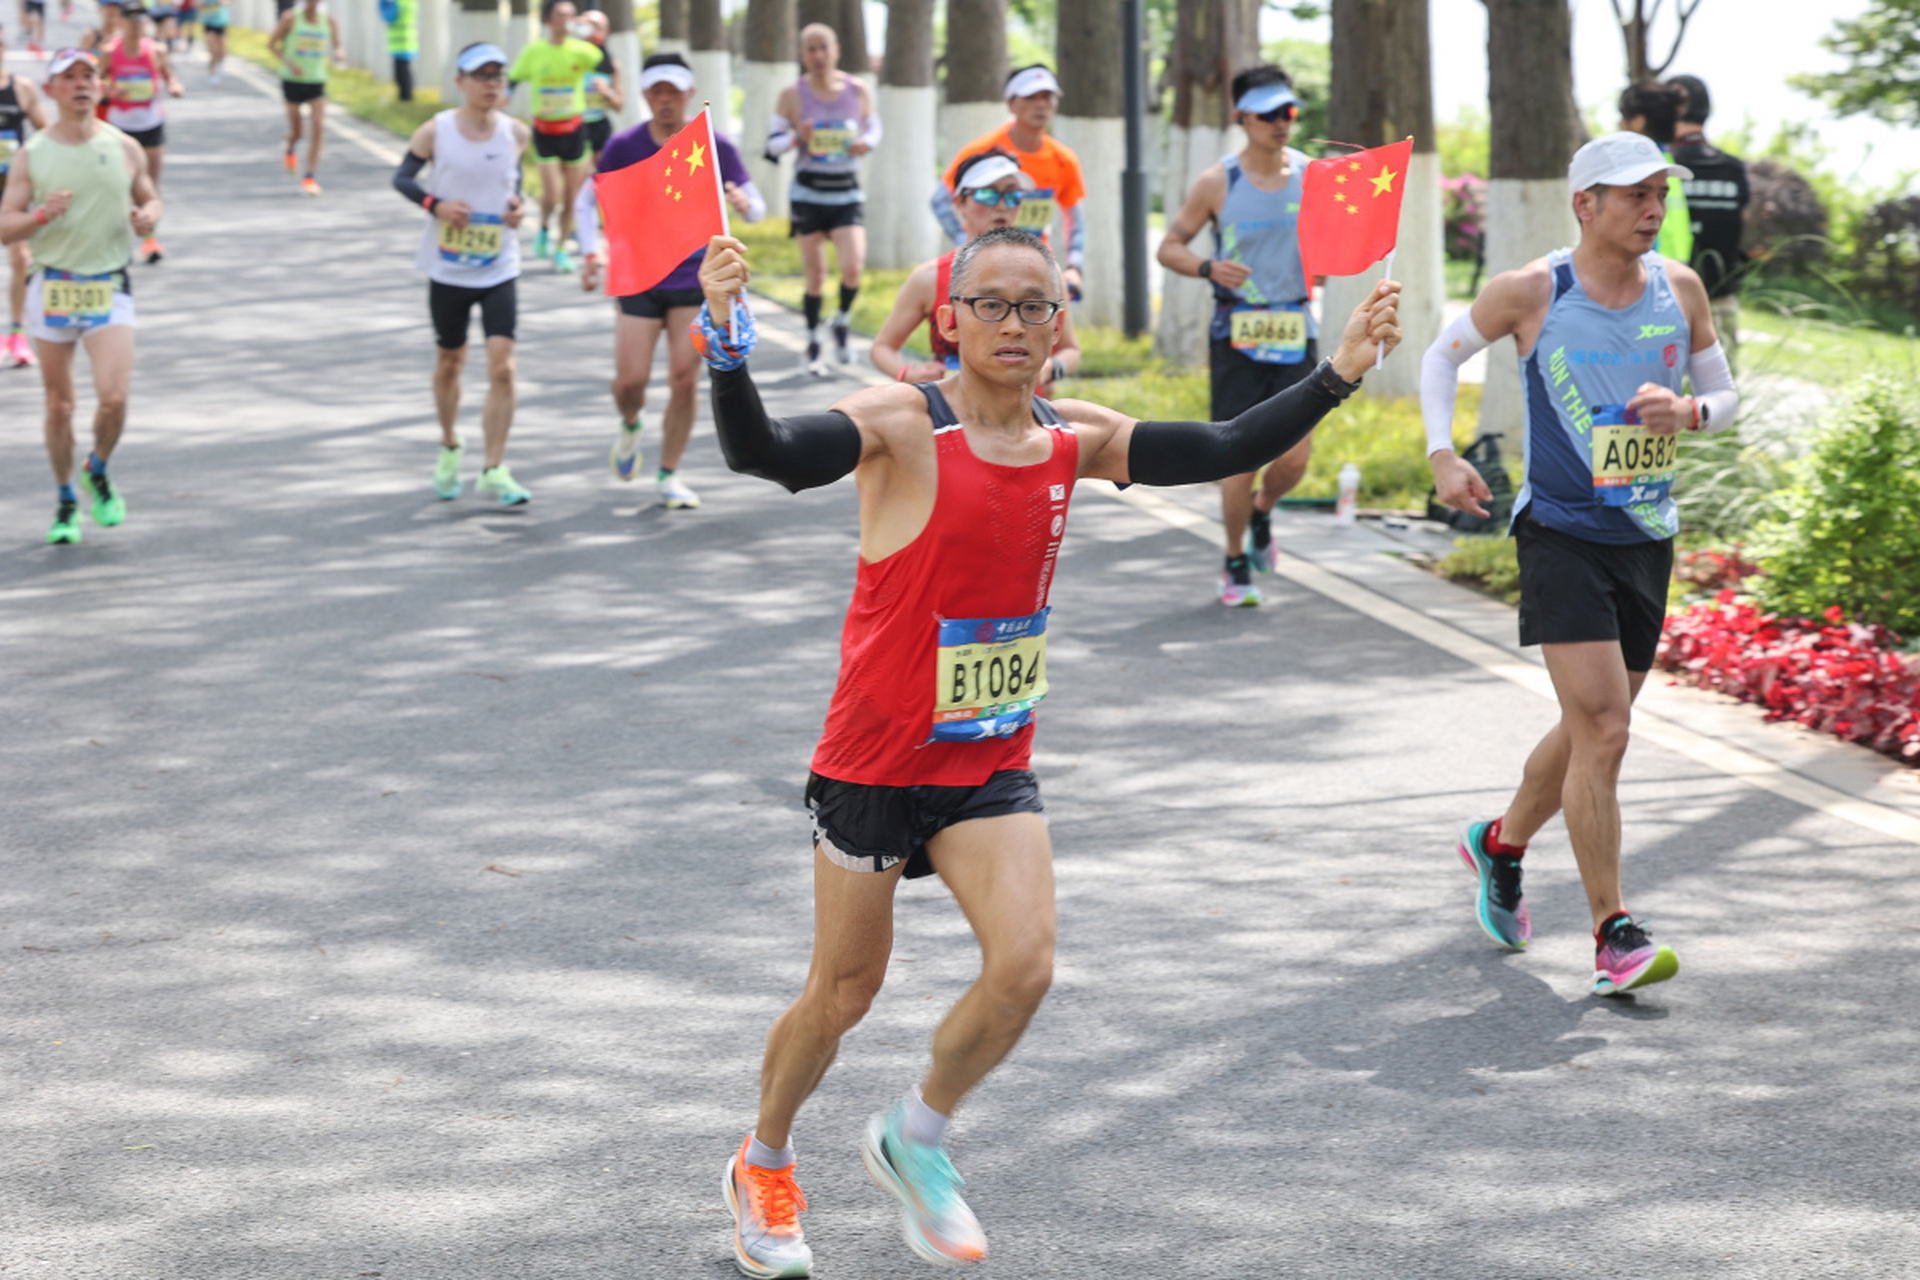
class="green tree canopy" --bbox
[1790,0,1920,127]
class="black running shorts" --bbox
[583,116,613,154]
[282,80,325,104]
[1515,509,1675,672]
[789,199,864,238]
[531,126,588,165]
[805,769,1045,880]
[616,284,705,320]
[124,123,165,150]
[1209,334,1318,421]
[429,277,517,350]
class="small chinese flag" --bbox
[1296,137,1413,282]
[595,108,729,297]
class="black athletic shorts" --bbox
[282,80,325,105]
[583,117,613,154]
[1209,334,1318,421]
[531,126,588,165]
[789,199,864,238]
[25,0,45,13]
[806,768,1045,880]
[124,123,165,150]
[1515,508,1674,672]
[203,20,229,33]
[429,277,517,349]
[616,284,704,320]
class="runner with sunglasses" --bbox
[870,148,1078,393]
[1158,64,1317,606]
[696,223,1399,1276]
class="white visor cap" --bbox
[1568,131,1692,194]
[1005,66,1061,100]
[955,153,1030,192]
[640,63,695,92]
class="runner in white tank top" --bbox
[391,43,534,506]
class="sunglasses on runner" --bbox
[1252,103,1298,123]
[952,296,1063,325]
[962,187,1026,209]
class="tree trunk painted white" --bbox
[417,0,450,98]
[1053,115,1124,328]
[740,60,795,219]
[656,38,691,54]
[343,0,375,75]
[1477,176,1575,444]
[610,29,645,128]
[937,101,1003,180]
[868,82,939,269]
[1154,122,1227,366]
[450,3,508,79]
[688,50,734,138]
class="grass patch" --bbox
[1436,533,1520,604]
[735,218,914,343]
[229,27,441,138]
[1739,300,1920,391]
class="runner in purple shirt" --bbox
[577,51,763,509]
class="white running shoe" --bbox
[658,471,701,509]
[723,1138,813,1278]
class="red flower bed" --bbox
[1673,547,1760,593]
[1657,593,1920,762]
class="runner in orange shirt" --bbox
[933,64,1085,299]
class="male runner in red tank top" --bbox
[696,226,1400,1278]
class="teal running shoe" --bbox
[476,464,532,506]
[1592,914,1679,996]
[534,227,552,259]
[83,468,125,527]
[1458,819,1530,949]
[553,246,575,274]
[48,500,81,545]
[433,440,463,499]
[861,1103,987,1266]
[609,419,643,481]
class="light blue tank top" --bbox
[1514,248,1691,545]
[1208,149,1314,342]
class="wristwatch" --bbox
[1197,260,1214,281]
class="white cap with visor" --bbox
[1567,131,1692,194]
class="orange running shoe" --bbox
[723,1137,813,1278]
[284,149,297,173]
[300,175,322,196]
[141,237,164,264]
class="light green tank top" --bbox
[282,9,331,84]
[25,125,133,276]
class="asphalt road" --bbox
[3,38,1917,1280]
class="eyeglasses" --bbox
[1253,103,1298,124]
[952,296,1064,325]
[464,69,506,82]
[961,187,1025,209]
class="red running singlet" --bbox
[810,383,1079,787]
[927,251,959,367]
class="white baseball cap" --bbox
[1005,66,1061,101]
[640,62,695,92]
[455,43,509,73]
[1567,131,1692,194]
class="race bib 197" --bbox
[438,213,504,268]
[1014,189,1056,233]
[42,269,116,330]
[1590,403,1678,508]
[929,609,1049,743]
[1227,304,1308,365]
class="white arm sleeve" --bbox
[765,115,796,159]
[1687,341,1738,434]
[858,111,882,148]
[1421,310,1493,457]
[735,179,767,225]
[574,179,600,256]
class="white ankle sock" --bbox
[746,1134,794,1170]
[902,1088,949,1148]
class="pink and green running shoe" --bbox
[1592,913,1679,996]
[1458,819,1530,949]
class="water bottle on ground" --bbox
[1336,463,1361,525]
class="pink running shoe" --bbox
[6,331,36,368]
[1592,913,1679,996]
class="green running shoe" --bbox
[84,468,125,527]
[534,227,552,259]
[48,500,81,545]
[552,246,576,274]
[477,464,532,506]
[433,440,464,499]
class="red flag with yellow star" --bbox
[1296,138,1412,282]
[595,108,729,297]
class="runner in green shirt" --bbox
[269,0,342,195]
[508,0,600,272]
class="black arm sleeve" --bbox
[393,149,431,207]
[710,362,864,494]
[1126,359,1361,486]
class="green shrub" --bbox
[1755,376,1920,633]
[1437,534,1521,604]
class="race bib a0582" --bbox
[1590,403,1678,508]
